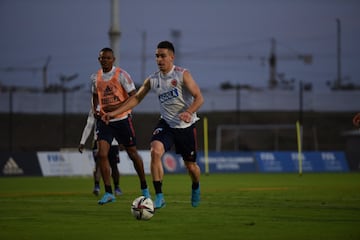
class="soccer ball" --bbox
[131,196,155,220]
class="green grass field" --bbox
[0,173,359,240]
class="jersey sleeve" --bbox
[119,70,136,93]
[148,72,158,90]
[90,73,97,94]
[79,110,95,144]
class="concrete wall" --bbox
[1,89,359,114]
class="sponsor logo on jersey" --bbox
[104,86,113,96]
[158,88,179,103]
[101,95,120,105]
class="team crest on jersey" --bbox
[171,79,177,87]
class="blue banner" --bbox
[161,151,257,174]
[161,152,186,173]
[0,150,348,177]
[255,151,349,173]
[198,151,256,173]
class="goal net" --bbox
[215,124,309,151]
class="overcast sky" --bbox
[1,0,359,91]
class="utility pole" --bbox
[109,0,121,65]
[141,31,147,81]
[268,38,277,88]
[0,56,51,91]
[42,56,51,91]
[267,38,312,89]
[9,88,13,153]
[171,29,182,65]
[335,18,342,89]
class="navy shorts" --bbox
[151,119,197,162]
[96,115,137,148]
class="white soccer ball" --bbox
[131,196,155,220]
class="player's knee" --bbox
[97,150,108,160]
[127,151,137,161]
[150,147,163,159]
[184,161,198,172]
[183,152,197,162]
[109,162,117,170]
[124,146,138,160]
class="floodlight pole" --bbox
[42,56,51,91]
[171,29,182,65]
[141,31,147,81]
[268,38,277,88]
[335,18,342,89]
[109,0,121,65]
[299,80,303,125]
[9,88,13,153]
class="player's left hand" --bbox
[179,111,192,123]
[78,144,84,153]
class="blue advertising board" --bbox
[198,151,257,173]
[161,151,257,174]
[161,152,187,174]
[255,151,349,173]
[0,150,348,177]
[161,151,348,174]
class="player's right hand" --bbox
[179,111,192,123]
[94,111,102,119]
[101,113,111,125]
[78,144,84,153]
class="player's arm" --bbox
[102,79,151,123]
[128,89,137,97]
[78,110,95,153]
[101,89,137,113]
[92,92,101,118]
[179,70,204,123]
[91,77,101,118]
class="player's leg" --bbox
[115,116,150,198]
[177,125,201,207]
[92,141,101,195]
[98,140,111,188]
[150,120,174,209]
[97,139,115,204]
[109,145,122,196]
[150,140,166,208]
[125,145,150,198]
[184,160,201,207]
[150,120,174,208]
[93,161,102,195]
[96,120,116,205]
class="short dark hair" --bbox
[157,41,175,54]
[100,47,114,54]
